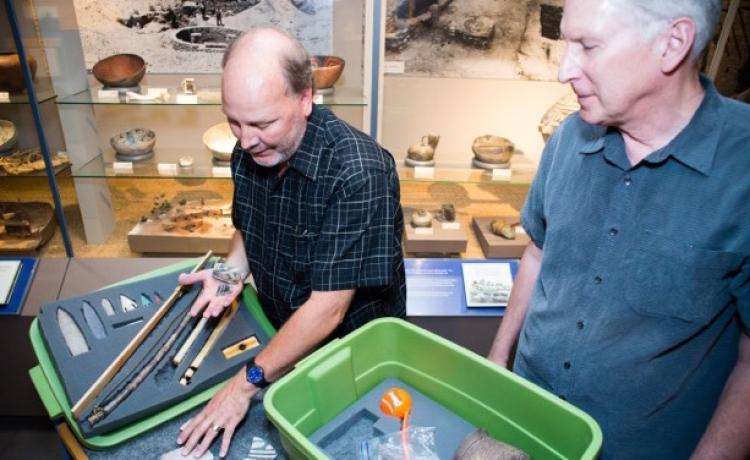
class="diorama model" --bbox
[128,194,235,254]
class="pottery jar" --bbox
[0,53,37,92]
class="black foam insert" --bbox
[309,378,475,459]
[38,268,269,437]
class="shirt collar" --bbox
[577,74,723,176]
[288,104,326,181]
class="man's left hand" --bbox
[177,368,256,458]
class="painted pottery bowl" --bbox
[110,128,156,156]
[0,53,37,92]
[539,93,579,142]
[472,135,515,165]
[202,122,237,162]
[92,54,146,88]
[310,55,345,91]
[0,120,17,152]
[410,209,433,228]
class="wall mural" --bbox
[385,0,566,81]
[73,0,333,73]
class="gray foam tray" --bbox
[309,377,475,459]
[38,268,269,437]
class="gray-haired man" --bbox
[489,1,750,458]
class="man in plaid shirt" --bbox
[177,27,406,458]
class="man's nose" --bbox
[239,125,259,150]
[558,44,580,84]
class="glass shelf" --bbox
[72,147,231,179]
[397,154,537,186]
[0,89,57,105]
[71,148,537,185]
[57,88,367,107]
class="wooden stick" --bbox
[72,251,213,418]
[172,316,208,366]
[88,309,194,426]
[180,299,239,386]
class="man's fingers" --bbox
[190,293,213,317]
[193,422,220,459]
[178,271,206,286]
[219,423,237,458]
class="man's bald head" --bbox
[222,27,313,95]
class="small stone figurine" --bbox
[490,219,517,240]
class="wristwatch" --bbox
[245,356,270,389]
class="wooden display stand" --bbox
[472,216,530,258]
[403,208,468,254]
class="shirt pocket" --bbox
[623,231,740,324]
[278,227,317,308]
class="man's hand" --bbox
[178,269,243,318]
[177,369,256,458]
[487,344,510,369]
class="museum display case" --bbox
[0,0,74,256]
[379,0,573,258]
[6,0,600,260]
[29,0,376,257]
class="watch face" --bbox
[247,365,264,384]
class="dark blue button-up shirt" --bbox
[515,76,750,459]
[231,105,406,337]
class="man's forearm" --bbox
[224,230,250,276]
[488,241,543,368]
[691,334,750,459]
[250,289,355,383]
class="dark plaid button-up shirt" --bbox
[231,104,406,337]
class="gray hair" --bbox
[615,0,722,60]
[222,26,313,95]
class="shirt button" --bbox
[624,175,632,186]
[594,276,602,284]
[563,361,571,369]
[608,227,618,236]
[577,321,585,330]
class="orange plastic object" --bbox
[379,387,413,419]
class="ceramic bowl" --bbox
[310,55,345,91]
[92,54,146,88]
[0,120,17,152]
[110,128,156,157]
[0,53,37,92]
[539,93,579,142]
[471,135,515,165]
[202,122,237,162]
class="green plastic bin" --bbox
[28,259,276,449]
[265,318,602,460]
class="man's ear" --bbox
[661,17,697,73]
[300,87,313,117]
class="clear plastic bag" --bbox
[359,426,440,460]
